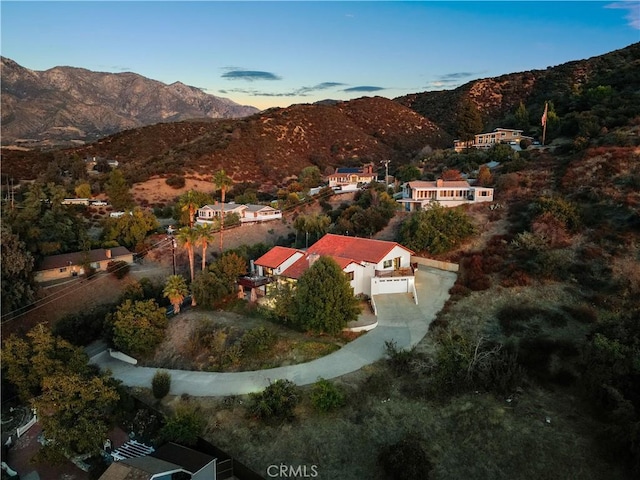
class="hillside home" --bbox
[34,247,134,282]
[327,163,377,191]
[255,234,415,299]
[453,128,534,152]
[398,179,494,211]
[196,203,281,225]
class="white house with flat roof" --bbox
[398,179,493,211]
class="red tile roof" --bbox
[37,247,133,271]
[254,246,302,268]
[282,253,357,279]
[307,234,412,264]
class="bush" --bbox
[159,399,204,446]
[378,433,432,480]
[239,327,277,357]
[248,379,299,422]
[165,175,186,189]
[310,378,345,412]
[152,370,171,400]
[107,260,130,279]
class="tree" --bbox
[104,169,133,211]
[395,164,422,183]
[399,204,476,254]
[514,101,530,131]
[176,227,198,283]
[174,190,214,226]
[32,373,119,463]
[1,224,35,316]
[476,165,494,187]
[152,370,172,400]
[213,169,233,253]
[299,166,322,189]
[74,182,92,199]
[110,299,168,357]
[190,271,229,308]
[159,399,205,446]
[292,256,361,334]
[163,275,189,314]
[1,324,90,402]
[195,223,216,271]
[102,207,159,250]
[455,98,483,146]
[209,252,247,288]
[180,189,200,228]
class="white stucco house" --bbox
[398,179,494,211]
[196,203,282,225]
[254,234,416,299]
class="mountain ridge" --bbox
[0,56,260,145]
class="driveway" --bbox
[90,267,456,396]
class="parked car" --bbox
[91,200,108,206]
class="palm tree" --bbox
[176,227,198,283]
[181,190,199,228]
[163,275,189,314]
[213,169,233,253]
[194,223,216,272]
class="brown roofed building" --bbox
[34,247,134,283]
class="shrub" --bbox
[310,378,345,412]
[378,433,432,480]
[239,327,277,357]
[106,260,130,279]
[159,399,204,446]
[248,379,299,422]
[165,175,186,189]
[152,370,171,400]
[385,340,420,375]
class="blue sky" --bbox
[2,1,639,110]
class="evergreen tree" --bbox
[109,299,168,356]
[212,169,233,253]
[292,256,361,334]
[105,169,133,210]
[455,98,483,146]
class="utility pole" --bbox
[167,235,177,275]
[380,160,391,188]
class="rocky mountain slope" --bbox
[0,57,259,145]
[396,42,640,135]
[1,96,450,188]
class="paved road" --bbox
[90,267,456,397]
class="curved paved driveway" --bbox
[91,267,456,396]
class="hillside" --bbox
[396,42,640,136]
[0,57,259,145]
[1,96,450,191]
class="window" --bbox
[345,271,354,281]
[59,267,67,273]
[383,259,393,268]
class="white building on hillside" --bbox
[398,179,493,211]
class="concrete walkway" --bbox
[90,267,456,397]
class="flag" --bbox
[541,102,548,127]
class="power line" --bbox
[1,236,173,324]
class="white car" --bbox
[91,200,108,206]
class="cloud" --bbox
[343,86,385,93]
[217,81,349,98]
[221,70,282,81]
[437,72,475,81]
[605,1,640,29]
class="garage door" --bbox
[378,278,409,294]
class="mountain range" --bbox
[0,57,259,145]
[1,42,638,188]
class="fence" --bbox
[411,256,459,272]
[16,413,37,438]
